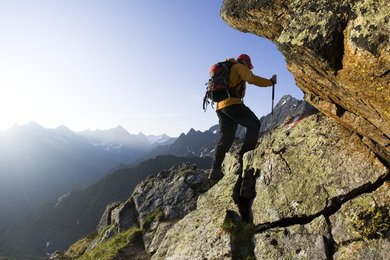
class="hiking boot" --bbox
[208,168,224,185]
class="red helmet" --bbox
[237,54,253,69]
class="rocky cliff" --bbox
[53,111,389,259]
[221,0,390,162]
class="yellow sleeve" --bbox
[234,63,273,87]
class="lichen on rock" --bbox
[254,217,330,260]
[152,155,242,259]
[330,181,390,243]
[247,113,387,225]
[222,0,390,160]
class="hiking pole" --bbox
[271,83,275,115]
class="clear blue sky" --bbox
[0,0,303,137]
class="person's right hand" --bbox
[270,74,277,84]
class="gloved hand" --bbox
[270,74,277,84]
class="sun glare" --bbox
[0,85,30,131]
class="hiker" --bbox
[208,54,277,183]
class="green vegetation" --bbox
[178,168,195,178]
[221,217,255,241]
[352,205,390,240]
[221,216,256,259]
[65,232,97,258]
[78,227,142,260]
[142,208,165,230]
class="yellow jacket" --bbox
[216,59,273,110]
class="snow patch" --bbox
[55,193,71,206]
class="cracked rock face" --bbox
[331,182,390,258]
[248,113,387,224]
[254,217,330,259]
[147,113,389,259]
[152,113,389,259]
[246,112,389,258]
[221,0,390,160]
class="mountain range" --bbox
[0,95,311,258]
[148,95,313,160]
[0,123,171,229]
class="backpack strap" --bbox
[228,80,245,98]
[203,92,210,112]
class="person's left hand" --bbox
[270,74,277,84]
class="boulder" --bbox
[152,155,242,259]
[96,201,122,233]
[247,113,388,225]
[221,0,390,160]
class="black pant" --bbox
[212,104,260,170]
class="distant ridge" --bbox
[0,122,173,230]
[148,95,314,158]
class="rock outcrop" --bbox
[60,163,213,259]
[221,0,390,162]
[153,112,389,259]
[248,113,389,259]
[59,111,389,259]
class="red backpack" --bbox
[203,60,243,111]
